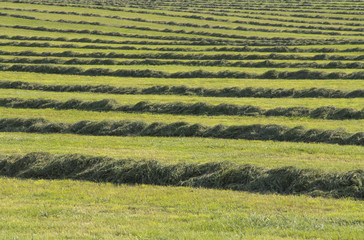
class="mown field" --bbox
[0,0,363,239]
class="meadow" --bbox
[0,0,363,239]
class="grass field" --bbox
[1,178,363,239]
[0,0,363,239]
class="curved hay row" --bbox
[1,57,363,69]
[0,152,363,199]
[0,97,363,120]
[0,118,363,146]
[1,80,363,98]
[2,64,364,79]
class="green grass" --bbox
[1,177,363,239]
[2,71,363,91]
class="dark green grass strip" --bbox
[1,50,363,61]
[2,34,363,47]
[2,80,363,98]
[0,152,363,199]
[1,97,363,120]
[0,118,363,146]
[1,57,363,69]
[1,39,364,52]
[1,64,364,79]
[0,35,217,46]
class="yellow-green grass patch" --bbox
[1,178,363,239]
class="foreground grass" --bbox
[1,132,363,172]
[2,72,364,91]
[0,177,363,239]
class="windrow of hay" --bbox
[1,81,364,98]
[1,56,363,69]
[1,34,362,47]
[0,152,363,199]
[0,118,363,146]
[1,64,364,79]
[1,50,364,61]
[1,37,364,52]
[0,97,364,120]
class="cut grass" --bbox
[2,71,363,91]
[0,132,363,172]
[1,89,363,109]
[1,152,363,199]
[2,45,363,56]
[1,55,363,64]
[0,177,363,239]
[0,26,179,44]
[1,107,363,133]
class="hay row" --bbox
[0,40,364,53]
[3,24,364,46]
[2,40,363,53]
[1,57,363,69]
[1,152,363,199]
[1,35,360,47]
[0,35,230,46]
[1,97,363,120]
[0,118,363,146]
[2,80,363,98]
[2,64,364,79]
[2,50,363,61]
